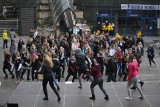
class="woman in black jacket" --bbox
[146,44,156,66]
[39,54,61,101]
[21,52,31,80]
[30,53,40,81]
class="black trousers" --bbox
[3,67,14,78]
[32,69,38,81]
[90,77,107,96]
[148,56,156,65]
[65,71,77,82]
[55,70,61,82]
[107,72,116,82]
[21,69,30,80]
[61,63,65,78]
[3,40,8,49]
[42,76,60,99]
[15,68,21,80]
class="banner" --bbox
[121,4,160,10]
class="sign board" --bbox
[121,4,160,10]
[157,18,160,28]
[76,11,83,19]
[127,11,141,17]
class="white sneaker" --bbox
[125,97,132,100]
[15,80,20,84]
[138,96,144,99]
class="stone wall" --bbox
[36,0,51,26]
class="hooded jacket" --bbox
[76,54,88,70]
[3,31,8,40]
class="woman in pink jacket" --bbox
[125,54,144,100]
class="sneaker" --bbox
[125,97,132,100]
[15,80,20,84]
[138,96,144,99]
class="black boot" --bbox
[58,97,61,102]
[139,81,144,87]
[130,86,136,89]
[4,76,8,79]
[11,75,15,79]
[104,95,109,100]
[43,97,48,100]
[90,95,95,100]
[57,86,60,91]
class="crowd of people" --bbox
[2,26,157,101]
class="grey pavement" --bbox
[0,36,160,107]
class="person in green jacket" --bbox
[3,30,8,49]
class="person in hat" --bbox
[2,30,8,49]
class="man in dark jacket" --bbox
[75,49,92,88]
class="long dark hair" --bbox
[129,54,135,62]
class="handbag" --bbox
[38,74,43,81]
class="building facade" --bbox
[74,0,160,36]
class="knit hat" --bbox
[32,53,37,58]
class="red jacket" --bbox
[128,61,139,80]
[91,64,102,78]
[116,51,122,62]
[68,62,77,72]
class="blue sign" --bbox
[97,11,112,17]
[127,11,141,17]
[121,4,160,10]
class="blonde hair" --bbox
[31,44,36,49]
[43,54,54,68]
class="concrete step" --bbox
[0,20,18,26]
[0,19,18,35]
[0,28,18,34]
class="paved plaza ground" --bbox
[0,36,160,107]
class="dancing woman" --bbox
[39,54,61,101]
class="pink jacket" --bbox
[128,61,139,80]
